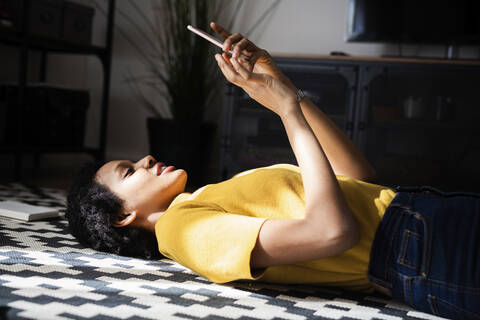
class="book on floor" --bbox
[0,200,60,221]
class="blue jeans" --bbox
[368,185,480,319]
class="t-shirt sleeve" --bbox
[154,201,268,283]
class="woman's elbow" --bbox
[344,225,361,251]
[332,219,361,254]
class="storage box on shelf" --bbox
[0,0,23,32]
[29,0,62,39]
[63,1,94,45]
[0,0,94,45]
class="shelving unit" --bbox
[220,57,356,179]
[0,0,116,180]
[221,55,480,192]
[358,59,480,192]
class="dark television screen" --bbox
[346,0,480,45]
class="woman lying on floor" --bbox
[66,22,480,319]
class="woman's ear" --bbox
[114,211,137,227]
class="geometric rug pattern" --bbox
[0,183,445,320]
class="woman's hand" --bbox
[215,53,297,118]
[210,22,297,92]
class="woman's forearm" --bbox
[300,98,376,181]
[276,72,376,182]
[279,103,359,244]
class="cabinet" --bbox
[221,57,357,179]
[0,0,116,179]
[356,60,480,192]
[221,55,480,192]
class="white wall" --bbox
[233,0,480,58]
[85,1,153,160]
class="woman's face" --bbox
[95,155,187,216]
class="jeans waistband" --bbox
[393,185,480,198]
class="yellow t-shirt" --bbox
[155,164,396,292]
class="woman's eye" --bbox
[124,168,134,178]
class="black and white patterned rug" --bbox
[0,183,445,320]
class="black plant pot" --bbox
[147,117,216,188]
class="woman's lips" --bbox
[155,162,163,176]
[161,165,175,175]
[155,163,175,176]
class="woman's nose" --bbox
[145,155,156,168]
[134,155,156,170]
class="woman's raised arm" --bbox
[211,22,376,182]
[214,38,360,268]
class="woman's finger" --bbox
[230,57,251,80]
[222,52,233,67]
[231,57,264,84]
[234,38,252,57]
[210,22,231,39]
[232,38,255,70]
[223,33,243,53]
[215,54,240,84]
[236,54,254,72]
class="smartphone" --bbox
[187,25,225,50]
[187,25,248,60]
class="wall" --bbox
[233,0,480,58]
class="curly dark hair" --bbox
[65,161,163,259]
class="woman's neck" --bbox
[144,211,165,233]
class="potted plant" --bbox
[116,0,242,187]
